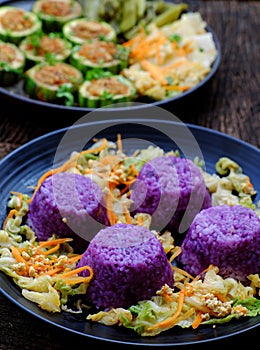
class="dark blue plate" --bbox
[0,118,259,347]
[0,0,221,114]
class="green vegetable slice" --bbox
[63,18,116,45]
[19,33,73,66]
[32,0,82,32]
[24,62,83,103]
[0,41,25,86]
[0,6,42,44]
[70,39,129,74]
[78,75,136,108]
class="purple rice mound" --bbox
[77,223,174,309]
[130,156,211,234]
[178,205,260,283]
[26,172,108,249]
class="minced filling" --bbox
[71,21,110,40]
[86,77,129,96]
[41,1,73,17]
[0,9,33,31]
[0,44,16,63]
[26,36,67,56]
[34,63,78,86]
[78,41,117,63]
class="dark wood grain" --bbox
[0,1,259,350]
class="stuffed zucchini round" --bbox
[70,40,129,74]
[0,6,42,44]
[63,18,116,45]
[32,0,82,32]
[78,75,136,108]
[19,33,72,65]
[0,41,25,86]
[24,62,83,103]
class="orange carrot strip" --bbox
[67,255,83,264]
[129,163,139,177]
[11,246,28,265]
[39,238,73,248]
[147,289,185,331]
[42,267,63,276]
[215,292,228,303]
[42,244,60,256]
[161,59,187,71]
[192,311,203,329]
[104,191,117,225]
[140,60,168,85]
[3,209,18,229]
[60,266,93,279]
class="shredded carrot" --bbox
[39,238,73,248]
[59,265,93,279]
[140,60,168,85]
[41,244,61,256]
[147,289,185,331]
[104,191,118,225]
[246,176,253,188]
[137,216,143,225]
[3,209,18,229]
[129,163,139,177]
[192,311,203,329]
[214,292,228,303]
[11,246,28,265]
[161,285,173,303]
[42,267,64,276]
[161,59,187,71]
[67,255,83,264]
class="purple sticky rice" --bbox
[77,223,174,309]
[26,172,109,250]
[130,156,211,234]
[178,205,260,283]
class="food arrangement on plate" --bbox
[0,135,259,337]
[0,0,219,108]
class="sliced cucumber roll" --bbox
[70,39,129,74]
[19,33,72,66]
[0,41,25,86]
[63,18,116,45]
[24,62,83,104]
[78,75,137,108]
[0,6,42,44]
[32,0,82,32]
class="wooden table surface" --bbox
[0,1,259,349]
